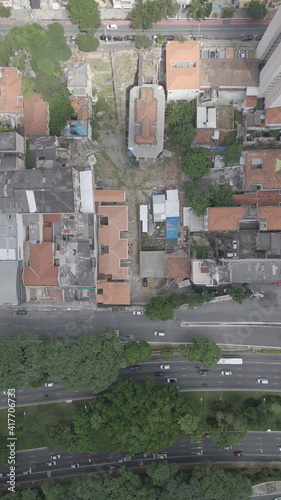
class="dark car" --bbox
[100,35,112,41]
[16,309,27,315]
[125,35,135,41]
[240,34,252,41]
[254,34,263,41]
[142,278,148,287]
[234,450,244,457]
[198,369,209,376]
[163,35,175,40]
[154,372,164,376]
[129,365,140,371]
[113,36,124,41]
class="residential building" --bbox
[0,68,24,128]
[24,93,49,138]
[28,135,71,169]
[95,190,130,305]
[206,206,281,232]
[0,167,81,214]
[165,254,190,285]
[128,84,165,160]
[67,62,92,98]
[0,131,25,170]
[244,150,281,190]
[234,190,281,207]
[166,41,200,102]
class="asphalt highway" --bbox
[0,353,280,408]
[0,431,280,489]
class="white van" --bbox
[257,378,268,384]
[154,331,165,336]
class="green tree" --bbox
[124,341,152,364]
[90,378,190,456]
[134,35,153,49]
[182,148,212,180]
[25,151,36,169]
[189,0,212,19]
[160,348,175,361]
[178,413,201,434]
[185,289,212,308]
[247,0,267,19]
[205,185,235,208]
[49,91,74,135]
[46,330,126,393]
[146,461,179,487]
[226,284,253,304]
[0,6,11,17]
[67,0,101,32]
[179,337,221,368]
[174,33,186,43]
[145,294,182,320]
[131,0,177,30]
[34,74,69,101]
[41,480,69,500]
[222,6,235,17]
[166,101,196,153]
[223,143,242,166]
[76,33,99,52]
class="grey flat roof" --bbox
[140,251,165,278]
[0,261,20,305]
[225,258,281,283]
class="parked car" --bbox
[69,35,76,41]
[113,36,124,41]
[107,24,118,30]
[273,282,281,285]
[240,34,252,41]
[198,370,209,376]
[70,463,80,468]
[277,446,281,451]
[46,461,56,467]
[154,331,165,336]
[50,455,60,460]
[220,370,232,376]
[257,378,268,384]
[129,365,140,371]
[239,50,246,58]
[160,364,170,370]
[16,309,27,315]
[142,277,148,287]
[234,451,244,456]
[100,35,112,41]
[167,378,177,383]
[45,381,54,387]
[125,35,134,41]
[150,34,158,40]
[222,446,232,450]
[254,34,263,41]
[154,372,164,376]
[153,453,167,459]
[133,310,143,315]
[163,35,175,40]
[22,469,32,475]
[117,456,131,463]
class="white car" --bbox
[167,378,177,383]
[50,454,60,460]
[46,461,56,467]
[153,453,167,459]
[45,381,54,387]
[160,364,170,370]
[70,463,80,468]
[222,446,232,450]
[107,24,118,30]
[277,446,281,451]
[117,456,131,463]
[257,378,268,384]
[232,240,238,250]
[22,469,32,475]
[154,331,165,336]
[220,370,232,376]
[133,310,143,315]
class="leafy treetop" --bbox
[67,0,101,32]
[179,337,221,368]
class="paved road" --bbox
[0,353,280,408]
[0,431,280,489]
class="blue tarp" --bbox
[65,121,87,137]
[166,217,180,240]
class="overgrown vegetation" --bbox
[184,182,235,215]
[166,101,196,154]
[131,0,177,30]
[226,284,253,304]
[246,0,267,19]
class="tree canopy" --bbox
[246,0,267,19]
[134,35,153,49]
[67,0,101,32]
[166,101,196,153]
[49,92,74,136]
[182,148,212,180]
[76,33,99,52]
[124,341,152,364]
[131,0,177,30]
[89,378,194,456]
[179,337,221,368]
[145,294,182,320]
[184,289,212,309]
[226,284,253,304]
[46,330,126,393]
[189,0,212,19]
[184,182,235,215]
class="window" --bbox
[172,61,196,69]
[251,158,263,169]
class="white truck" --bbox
[217,357,243,365]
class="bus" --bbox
[217,357,243,365]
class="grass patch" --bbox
[87,58,111,73]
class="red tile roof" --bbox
[24,93,49,137]
[94,190,126,203]
[166,41,200,91]
[23,242,59,287]
[245,150,281,189]
[97,281,130,305]
[0,67,23,114]
[266,107,281,125]
[69,96,89,121]
[245,95,257,108]
[208,206,281,231]
[234,190,281,206]
[135,87,157,145]
[165,255,190,284]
